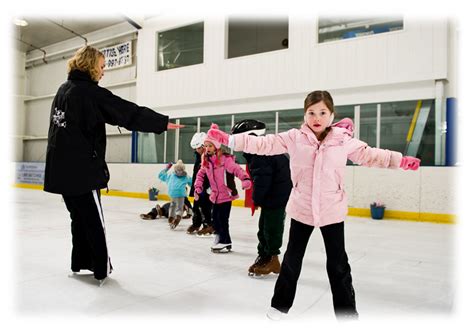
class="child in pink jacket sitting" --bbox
[206,90,420,320]
[194,124,252,253]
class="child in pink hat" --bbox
[194,124,252,253]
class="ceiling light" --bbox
[13,18,28,27]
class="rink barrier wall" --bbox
[14,183,455,224]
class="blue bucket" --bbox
[148,188,159,201]
[370,205,385,220]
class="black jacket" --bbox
[243,152,292,209]
[190,151,210,196]
[44,70,169,195]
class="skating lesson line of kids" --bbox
[44,45,421,320]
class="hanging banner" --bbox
[101,41,132,70]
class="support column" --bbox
[435,80,447,165]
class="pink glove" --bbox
[166,162,173,170]
[207,123,230,146]
[242,179,252,190]
[399,156,420,170]
[194,191,201,201]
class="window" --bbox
[200,114,233,136]
[278,108,304,133]
[137,132,165,163]
[179,118,199,164]
[359,103,377,148]
[157,22,204,71]
[380,100,435,165]
[334,105,354,122]
[134,99,437,166]
[233,111,277,164]
[227,16,289,59]
[166,129,176,163]
[416,102,435,166]
[318,17,403,43]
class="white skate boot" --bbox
[211,243,232,253]
[266,307,284,321]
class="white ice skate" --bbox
[211,243,232,253]
[98,277,108,287]
[68,271,94,278]
[266,307,284,321]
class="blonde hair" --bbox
[67,46,104,82]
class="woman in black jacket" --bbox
[44,45,182,286]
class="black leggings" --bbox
[271,219,357,318]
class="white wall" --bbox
[137,16,451,118]
[21,22,139,162]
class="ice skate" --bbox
[266,307,284,321]
[186,225,201,234]
[253,255,280,277]
[140,207,158,220]
[248,255,271,277]
[196,225,214,237]
[139,213,152,220]
[182,211,192,219]
[168,216,174,227]
[68,270,94,278]
[98,277,108,287]
[170,215,182,229]
[211,243,232,253]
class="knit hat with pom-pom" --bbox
[173,159,186,176]
[204,123,223,149]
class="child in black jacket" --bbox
[231,120,292,277]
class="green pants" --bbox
[257,207,286,257]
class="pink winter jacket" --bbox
[194,154,250,204]
[232,119,403,227]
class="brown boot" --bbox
[253,255,280,276]
[170,215,182,229]
[196,225,214,237]
[168,216,174,225]
[248,255,271,276]
[187,225,201,234]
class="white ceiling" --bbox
[14,16,133,53]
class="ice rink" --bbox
[12,187,455,324]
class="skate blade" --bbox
[68,272,94,278]
[98,278,107,287]
[211,248,232,253]
[250,272,267,278]
[252,271,279,278]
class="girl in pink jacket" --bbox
[194,125,252,253]
[206,90,420,319]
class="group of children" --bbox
[140,125,255,253]
[141,121,291,286]
[138,90,421,320]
